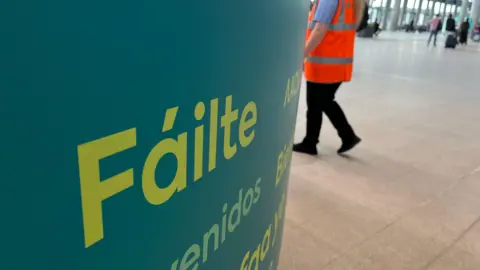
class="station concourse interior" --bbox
[278,33,480,269]
[366,0,478,32]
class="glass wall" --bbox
[368,0,470,26]
[315,0,473,27]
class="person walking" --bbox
[373,19,381,36]
[459,18,470,45]
[293,0,365,155]
[445,14,456,32]
[407,20,415,32]
[427,14,442,47]
[444,14,457,47]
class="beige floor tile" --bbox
[390,183,480,251]
[425,219,480,270]
[285,173,340,225]
[278,221,339,270]
[298,199,388,253]
[452,221,480,262]
[321,223,445,270]
[426,247,480,270]
[317,177,480,270]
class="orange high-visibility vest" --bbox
[304,0,356,83]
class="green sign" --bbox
[0,0,308,269]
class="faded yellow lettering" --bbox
[180,244,200,270]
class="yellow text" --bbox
[283,71,301,107]
[240,192,286,270]
[78,95,258,248]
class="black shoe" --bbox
[337,136,361,154]
[293,142,318,156]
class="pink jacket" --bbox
[429,18,440,32]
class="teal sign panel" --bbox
[0,0,308,269]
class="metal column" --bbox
[459,0,469,22]
[472,0,480,25]
[399,0,410,25]
[382,0,393,28]
[389,0,403,29]
[415,0,424,25]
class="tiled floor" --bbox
[279,33,480,270]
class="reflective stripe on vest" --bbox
[306,56,353,64]
[308,0,356,31]
[306,0,355,67]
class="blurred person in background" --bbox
[459,18,470,45]
[446,14,456,33]
[407,20,415,32]
[373,19,381,36]
[427,14,442,47]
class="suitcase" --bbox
[445,33,457,48]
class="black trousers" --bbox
[304,81,355,145]
[427,31,438,46]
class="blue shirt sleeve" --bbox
[313,0,339,24]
